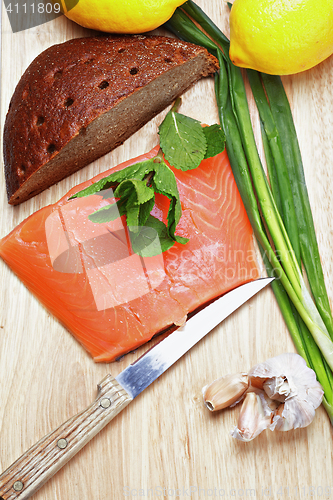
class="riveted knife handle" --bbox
[0,374,132,500]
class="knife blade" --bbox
[116,277,274,398]
[0,277,273,500]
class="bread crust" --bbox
[4,35,218,205]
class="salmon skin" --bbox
[0,147,259,362]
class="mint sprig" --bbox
[70,102,225,257]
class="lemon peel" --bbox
[229,0,333,75]
[59,0,187,34]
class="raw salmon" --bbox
[0,146,259,362]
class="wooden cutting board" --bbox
[1,2,333,499]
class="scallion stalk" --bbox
[260,74,333,341]
[246,69,301,264]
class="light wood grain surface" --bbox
[1,2,333,499]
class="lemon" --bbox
[59,0,186,34]
[229,0,333,75]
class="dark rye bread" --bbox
[4,35,218,205]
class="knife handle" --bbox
[0,374,132,500]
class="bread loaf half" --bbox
[4,35,218,205]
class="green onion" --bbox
[166,1,333,423]
[246,69,301,264]
[260,74,333,340]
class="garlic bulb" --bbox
[249,353,324,431]
[203,353,324,442]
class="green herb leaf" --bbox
[69,159,157,200]
[158,110,206,171]
[203,124,226,159]
[88,203,123,224]
[129,216,176,257]
[150,161,188,245]
[114,179,155,230]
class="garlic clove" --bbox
[248,376,267,390]
[203,373,249,411]
[230,392,272,442]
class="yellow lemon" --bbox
[59,0,187,34]
[229,0,333,75]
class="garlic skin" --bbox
[203,373,249,411]
[248,353,324,430]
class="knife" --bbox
[0,277,273,500]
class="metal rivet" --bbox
[57,438,68,449]
[100,398,111,409]
[13,481,24,492]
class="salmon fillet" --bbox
[0,146,259,362]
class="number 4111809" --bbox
[5,3,61,14]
